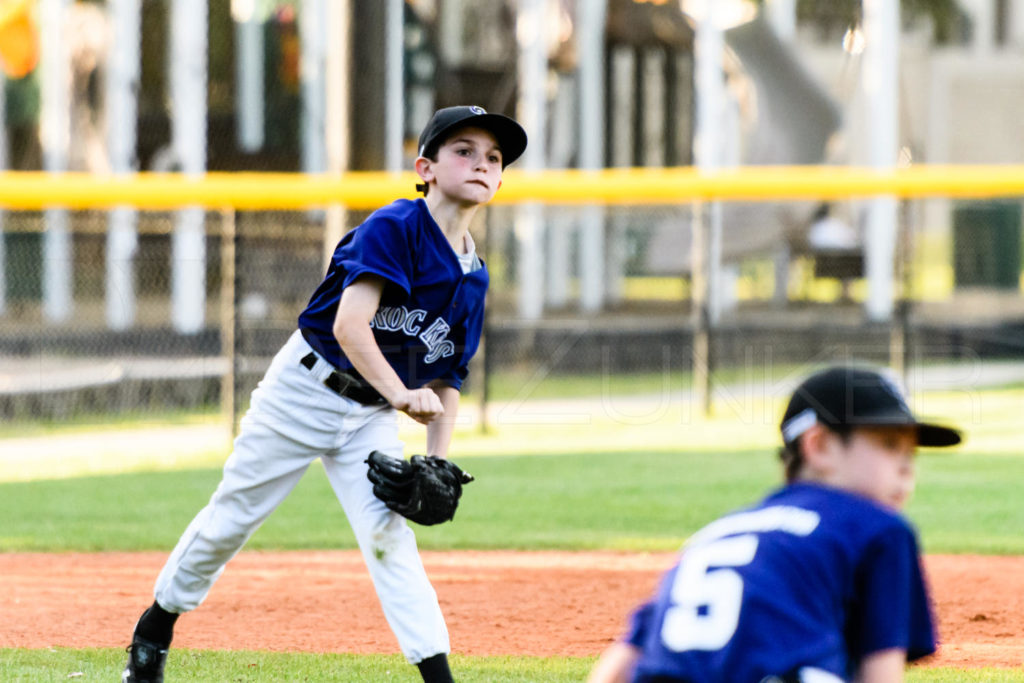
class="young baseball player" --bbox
[588,365,962,683]
[122,105,527,683]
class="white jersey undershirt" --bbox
[455,232,482,274]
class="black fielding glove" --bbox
[366,451,474,525]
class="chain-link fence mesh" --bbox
[2,194,1024,427]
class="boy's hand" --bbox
[393,387,445,424]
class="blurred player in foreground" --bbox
[122,105,526,683]
[589,365,962,683]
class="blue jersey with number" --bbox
[625,482,936,682]
[298,198,488,391]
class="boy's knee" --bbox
[365,512,413,564]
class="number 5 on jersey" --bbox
[661,534,759,651]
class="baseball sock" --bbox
[133,601,179,647]
[416,653,453,683]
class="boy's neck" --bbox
[425,195,480,254]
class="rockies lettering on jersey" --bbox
[371,306,427,336]
[298,198,487,390]
[370,306,456,364]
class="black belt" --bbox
[299,353,387,406]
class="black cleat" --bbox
[122,635,168,683]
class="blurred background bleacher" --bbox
[2,0,1024,426]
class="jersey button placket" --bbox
[451,280,464,312]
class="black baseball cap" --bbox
[780,366,962,448]
[417,105,528,168]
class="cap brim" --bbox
[434,114,528,168]
[784,408,962,448]
[915,422,962,447]
[860,413,962,447]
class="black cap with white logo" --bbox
[417,105,528,169]
[780,366,962,448]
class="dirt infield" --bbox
[1,551,1021,668]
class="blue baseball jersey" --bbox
[625,482,936,682]
[298,198,488,391]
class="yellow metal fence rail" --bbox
[1,165,1023,210]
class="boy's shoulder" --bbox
[364,197,426,225]
[765,482,914,538]
[381,197,424,216]
[345,198,429,244]
[368,198,443,238]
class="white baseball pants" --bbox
[153,330,449,663]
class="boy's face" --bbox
[418,126,503,205]
[820,426,918,510]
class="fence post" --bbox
[220,207,238,439]
[478,210,493,434]
[891,198,914,384]
[691,201,713,417]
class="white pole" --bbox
[170,0,208,334]
[960,0,996,54]
[641,48,666,167]
[439,0,465,66]
[1009,0,1024,48]
[385,0,404,172]
[325,0,350,177]
[546,213,570,308]
[40,0,72,323]
[233,0,265,152]
[577,0,606,314]
[105,0,141,330]
[300,0,327,175]
[515,0,548,321]
[766,0,796,304]
[693,0,725,324]
[40,0,69,180]
[605,45,633,306]
[862,0,898,321]
[694,2,724,168]
[323,0,350,266]
[545,82,574,309]
[765,0,797,42]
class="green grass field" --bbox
[2,649,1021,683]
[2,384,1023,680]
[4,446,1024,555]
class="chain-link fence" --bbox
[2,193,1024,427]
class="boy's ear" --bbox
[798,422,837,474]
[414,156,435,185]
